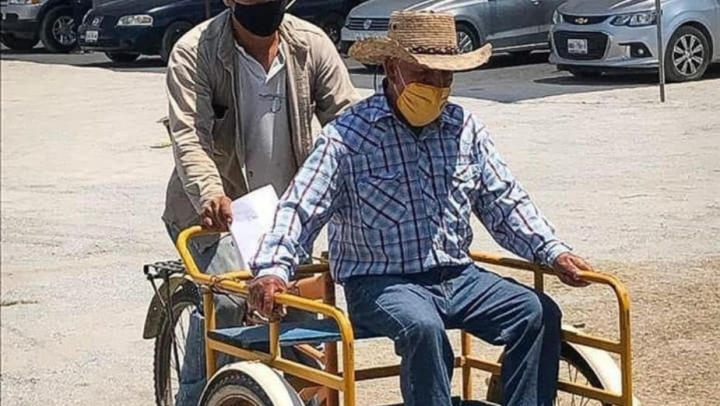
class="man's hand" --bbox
[247,275,287,321]
[202,195,233,231]
[552,252,592,287]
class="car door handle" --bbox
[530,0,541,5]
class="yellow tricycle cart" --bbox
[169,226,639,406]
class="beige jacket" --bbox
[162,10,359,232]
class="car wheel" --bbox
[39,6,77,53]
[0,34,39,51]
[568,68,603,80]
[160,21,194,64]
[105,51,141,63]
[665,25,711,83]
[456,22,480,54]
[319,13,344,50]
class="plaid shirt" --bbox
[250,93,571,283]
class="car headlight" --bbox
[611,12,656,27]
[552,10,562,25]
[116,14,154,27]
[7,0,42,5]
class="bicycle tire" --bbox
[154,285,201,406]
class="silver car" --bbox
[550,0,720,82]
[341,0,567,61]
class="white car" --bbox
[549,0,720,82]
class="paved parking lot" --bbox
[6,45,719,103]
[1,46,719,406]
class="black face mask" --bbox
[233,0,288,37]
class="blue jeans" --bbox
[166,225,316,406]
[343,264,562,406]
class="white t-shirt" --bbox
[235,43,297,197]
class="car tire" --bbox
[318,12,344,50]
[568,68,603,80]
[105,51,141,63]
[39,6,77,53]
[0,34,39,51]
[665,25,711,83]
[160,21,194,64]
[456,22,480,54]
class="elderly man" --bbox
[248,11,592,406]
[162,0,358,404]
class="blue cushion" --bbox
[208,318,379,350]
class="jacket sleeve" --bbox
[166,41,225,214]
[311,33,361,126]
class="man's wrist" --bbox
[540,241,573,267]
[255,267,290,283]
[198,190,227,212]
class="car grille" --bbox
[346,17,389,31]
[561,14,609,25]
[554,31,608,60]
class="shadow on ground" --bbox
[4,46,720,102]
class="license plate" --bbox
[347,31,386,42]
[85,30,98,43]
[567,38,588,54]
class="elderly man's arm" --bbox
[249,124,346,291]
[470,116,590,286]
[311,32,360,125]
[166,42,230,229]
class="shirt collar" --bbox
[368,81,460,134]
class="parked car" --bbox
[77,0,361,64]
[289,0,364,47]
[549,0,720,82]
[0,0,91,52]
[77,0,226,63]
[340,0,566,61]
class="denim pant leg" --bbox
[344,275,455,406]
[174,231,244,406]
[447,265,562,406]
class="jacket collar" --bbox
[217,11,309,71]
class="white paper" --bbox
[229,185,279,270]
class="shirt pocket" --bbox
[355,171,408,230]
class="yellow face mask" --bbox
[394,70,451,127]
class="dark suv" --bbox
[0,0,92,52]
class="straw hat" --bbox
[349,11,492,72]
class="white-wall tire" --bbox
[199,361,304,406]
[486,326,642,405]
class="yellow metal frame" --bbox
[176,226,634,406]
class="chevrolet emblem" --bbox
[575,17,589,24]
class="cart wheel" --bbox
[154,286,201,406]
[486,342,641,405]
[199,362,304,406]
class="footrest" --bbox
[208,318,377,350]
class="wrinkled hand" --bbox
[202,195,233,232]
[247,275,288,321]
[552,252,592,287]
